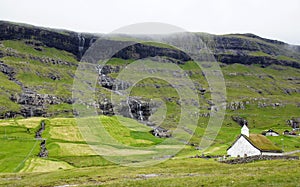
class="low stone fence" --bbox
[220,155,299,164]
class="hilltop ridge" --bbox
[1,20,300,68]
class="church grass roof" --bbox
[246,134,282,152]
[227,134,283,153]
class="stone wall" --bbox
[221,155,299,164]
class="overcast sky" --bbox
[1,0,299,44]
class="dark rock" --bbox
[231,116,248,127]
[98,97,152,121]
[21,106,45,118]
[116,97,151,121]
[216,54,300,69]
[0,21,96,60]
[99,98,114,116]
[48,73,60,80]
[35,120,45,139]
[228,101,245,110]
[34,47,43,51]
[0,61,15,77]
[36,120,48,158]
[112,42,191,62]
[150,127,171,138]
[97,65,131,91]
[98,74,131,91]
[128,98,151,121]
[38,140,48,158]
[11,93,62,106]
[97,65,121,75]
[287,117,300,129]
[7,92,75,118]
[25,40,44,47]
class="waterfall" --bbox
[137,103,144,121]
[115,82,118,91]
[30,108,33,117]
[89,38,96,46]
[97,65,102,75]
[78,33,85,58]
[127,98,134,119]
[121,81,124,90]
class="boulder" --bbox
[150,127,171,138]
[231,116,248,127]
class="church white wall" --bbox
[261,152,283,156]
[227,136,261,157]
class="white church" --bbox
[227,125,282,157]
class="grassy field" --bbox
[0,36,299,186]
[0,115,298,186]
[0,158,299,186]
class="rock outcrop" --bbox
[36,120,48,158]
[113,42,191,62]
[216,54,300,69]
[0,21,96,60]
[98,97,152,122]
[150,127,171,138]
[228,101,245,111]
[231,116,248,127]
[10,92,73,117]
[287,117,300,129]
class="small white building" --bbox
[265,129,279,136]
[227,125,282,157]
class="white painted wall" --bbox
[241,125,249,137]
[261,152,283,156]
[227,136,261,157]
[266,132,279,136]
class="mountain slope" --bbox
[0,21,299,177]
[0,21,299,137]
[0,21,299,116]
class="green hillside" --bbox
[0,21,299,186]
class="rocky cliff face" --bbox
[113,42,191,62]
[209,34,300,69]
[0,20,299,124]
[1,21,299,68]
[0,21,96,60]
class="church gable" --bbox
[227,135,261,157]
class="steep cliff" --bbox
[0,20,299,126]
[1,21,299,68]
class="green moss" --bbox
[249,51,271,57]
[142,41,177,49]
[105,58,134,66]
[2,40,77,63]
[276,55,299,62]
